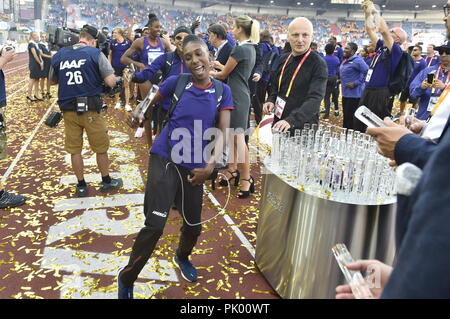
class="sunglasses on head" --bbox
[439,48,450,55]
[175,35,184,41]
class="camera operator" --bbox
[49,25,123,197]
[0,47,27,209]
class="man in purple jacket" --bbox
[340,42,369,129]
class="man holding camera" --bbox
[49,25,123,197]
[410,40,450,121]
[0,46,27,209]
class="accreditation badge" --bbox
[365,69,374,83]
[427,96,439,112]
[275,96,287,119]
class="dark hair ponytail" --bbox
[146,13,159,27]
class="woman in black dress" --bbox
[27,32,44,101]
[38,32,52,99]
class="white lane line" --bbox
[7,78,28,92]
[1,100,56,184]
[6,82,28,98]
[205,189,256,258]
[4,64,28,76]
[53,193,145,212]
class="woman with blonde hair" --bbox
[210,15,259,198]
[27,32,44,101]
[39,31,52,98]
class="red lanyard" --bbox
[278,50,311,98]
[369,52,381,69]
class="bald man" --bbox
[353,0,409,133]
[263,17,327,132]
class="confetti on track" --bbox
[0,53,279,299]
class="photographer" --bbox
[0,47,27,209]
[49,25,123,197]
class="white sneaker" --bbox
[114,102,122,110]
[125,104,133,112]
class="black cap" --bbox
[82,25,100,39]
[173,26,193,37]
[436,40,450,51]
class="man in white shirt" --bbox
[207,24,233,74]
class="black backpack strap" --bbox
[163,73,191,128]
[161,51,176,82]
[212,78,224,109]
[164,73,191,160]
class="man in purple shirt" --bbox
[340,42,369,129]
[329,36,344,62]
[354,0,407,132]
[410,41,450,120]
[322,43,341,119]
[399,45,427,115]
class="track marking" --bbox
[41,247,179,282]
[205,189,256,258]
[1,100,56,184]
[53,193,145,212]
[59,274,165,299]
[4,64,28,76]
[6,78,28,92]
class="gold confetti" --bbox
[252,289,270,294]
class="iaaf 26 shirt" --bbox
[110,39,131,69]
[366,39,403,88]
[151,75,234,170]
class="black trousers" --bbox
[342,97,360,130]
[119,154,203,287]
[252,81,269,125]
[324,76,339,115]
[354,87,394,133]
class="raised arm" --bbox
[210,56,238,81]
[120,39,146,70]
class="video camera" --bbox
[0,45,14,56]
[47,24,109,56]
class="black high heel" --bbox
[238,177,255,199]
[219,169,240,187]
[26,96,37,102]
[34,95,43,101]
[209,169,218,191]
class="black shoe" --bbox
[117,268,133,299]
[218,170,240,187]
[238,177,255,199]
[75,185,88,197]
[26,96,37,102]
[334,110,340,117]
[34,95,44,101]
[100,178,123,192]
[0,191,26,209]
